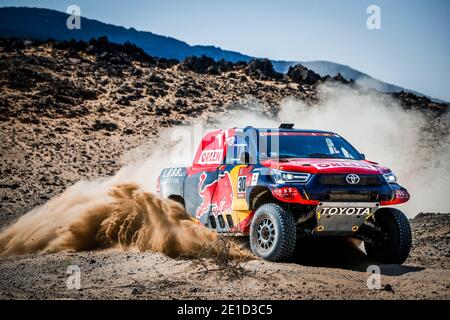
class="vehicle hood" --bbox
[260,158,391,174]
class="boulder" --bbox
[287,64,321,85]
[92,120,118,132]
[181,55,220,74]
[332,73,351,84]
[244,59,283,80]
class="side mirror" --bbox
[360,153,366,160]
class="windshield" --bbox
[258,131,363,160]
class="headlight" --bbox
[271,170,311,183]
[383,172,397,184]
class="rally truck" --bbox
[157,125,412,263]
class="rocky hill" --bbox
[1,7,445,101]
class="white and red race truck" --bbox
[158,125,412,262]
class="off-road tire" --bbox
[364,208,412,264]
[249,203,296,261]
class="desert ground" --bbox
[1,213,449,300]
[0,38,449,300]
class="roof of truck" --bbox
[239,126,337,135]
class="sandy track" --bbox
[0,247,449,300]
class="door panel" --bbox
[184,167,218,225]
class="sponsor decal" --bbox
[196,172,233,219]
[162,167,184,178]
[198,149,223,165]
[250,173,259,186]
[321,207,371,215]
[311,162,378,170]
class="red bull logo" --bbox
[196,171,234,219]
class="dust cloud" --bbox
[0,183,249,258]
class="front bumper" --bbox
[269,174,409,206]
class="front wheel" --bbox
[364,208,412,264]
[249,203,296,261]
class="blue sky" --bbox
[1,0,449,101]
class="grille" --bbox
[318,174,383,186]
[328,193,380,201]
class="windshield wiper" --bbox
[267,153,347,160]
[277,153,303,159]
[307,153,344,159]
[278,153,299,158]
[262,153,304,161]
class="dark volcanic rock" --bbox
[92,120,118,132]
[244,59,283,80]
[181,55,219,74]
[392,91,449,114]
[287,64,321,85]
[332,73,352,84]
[7,66,50,90]
[156,57,179,69]
[88,37,156,65]
[180,55,234,75]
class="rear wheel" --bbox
[364,208,412,264]
[249,203,296,261]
